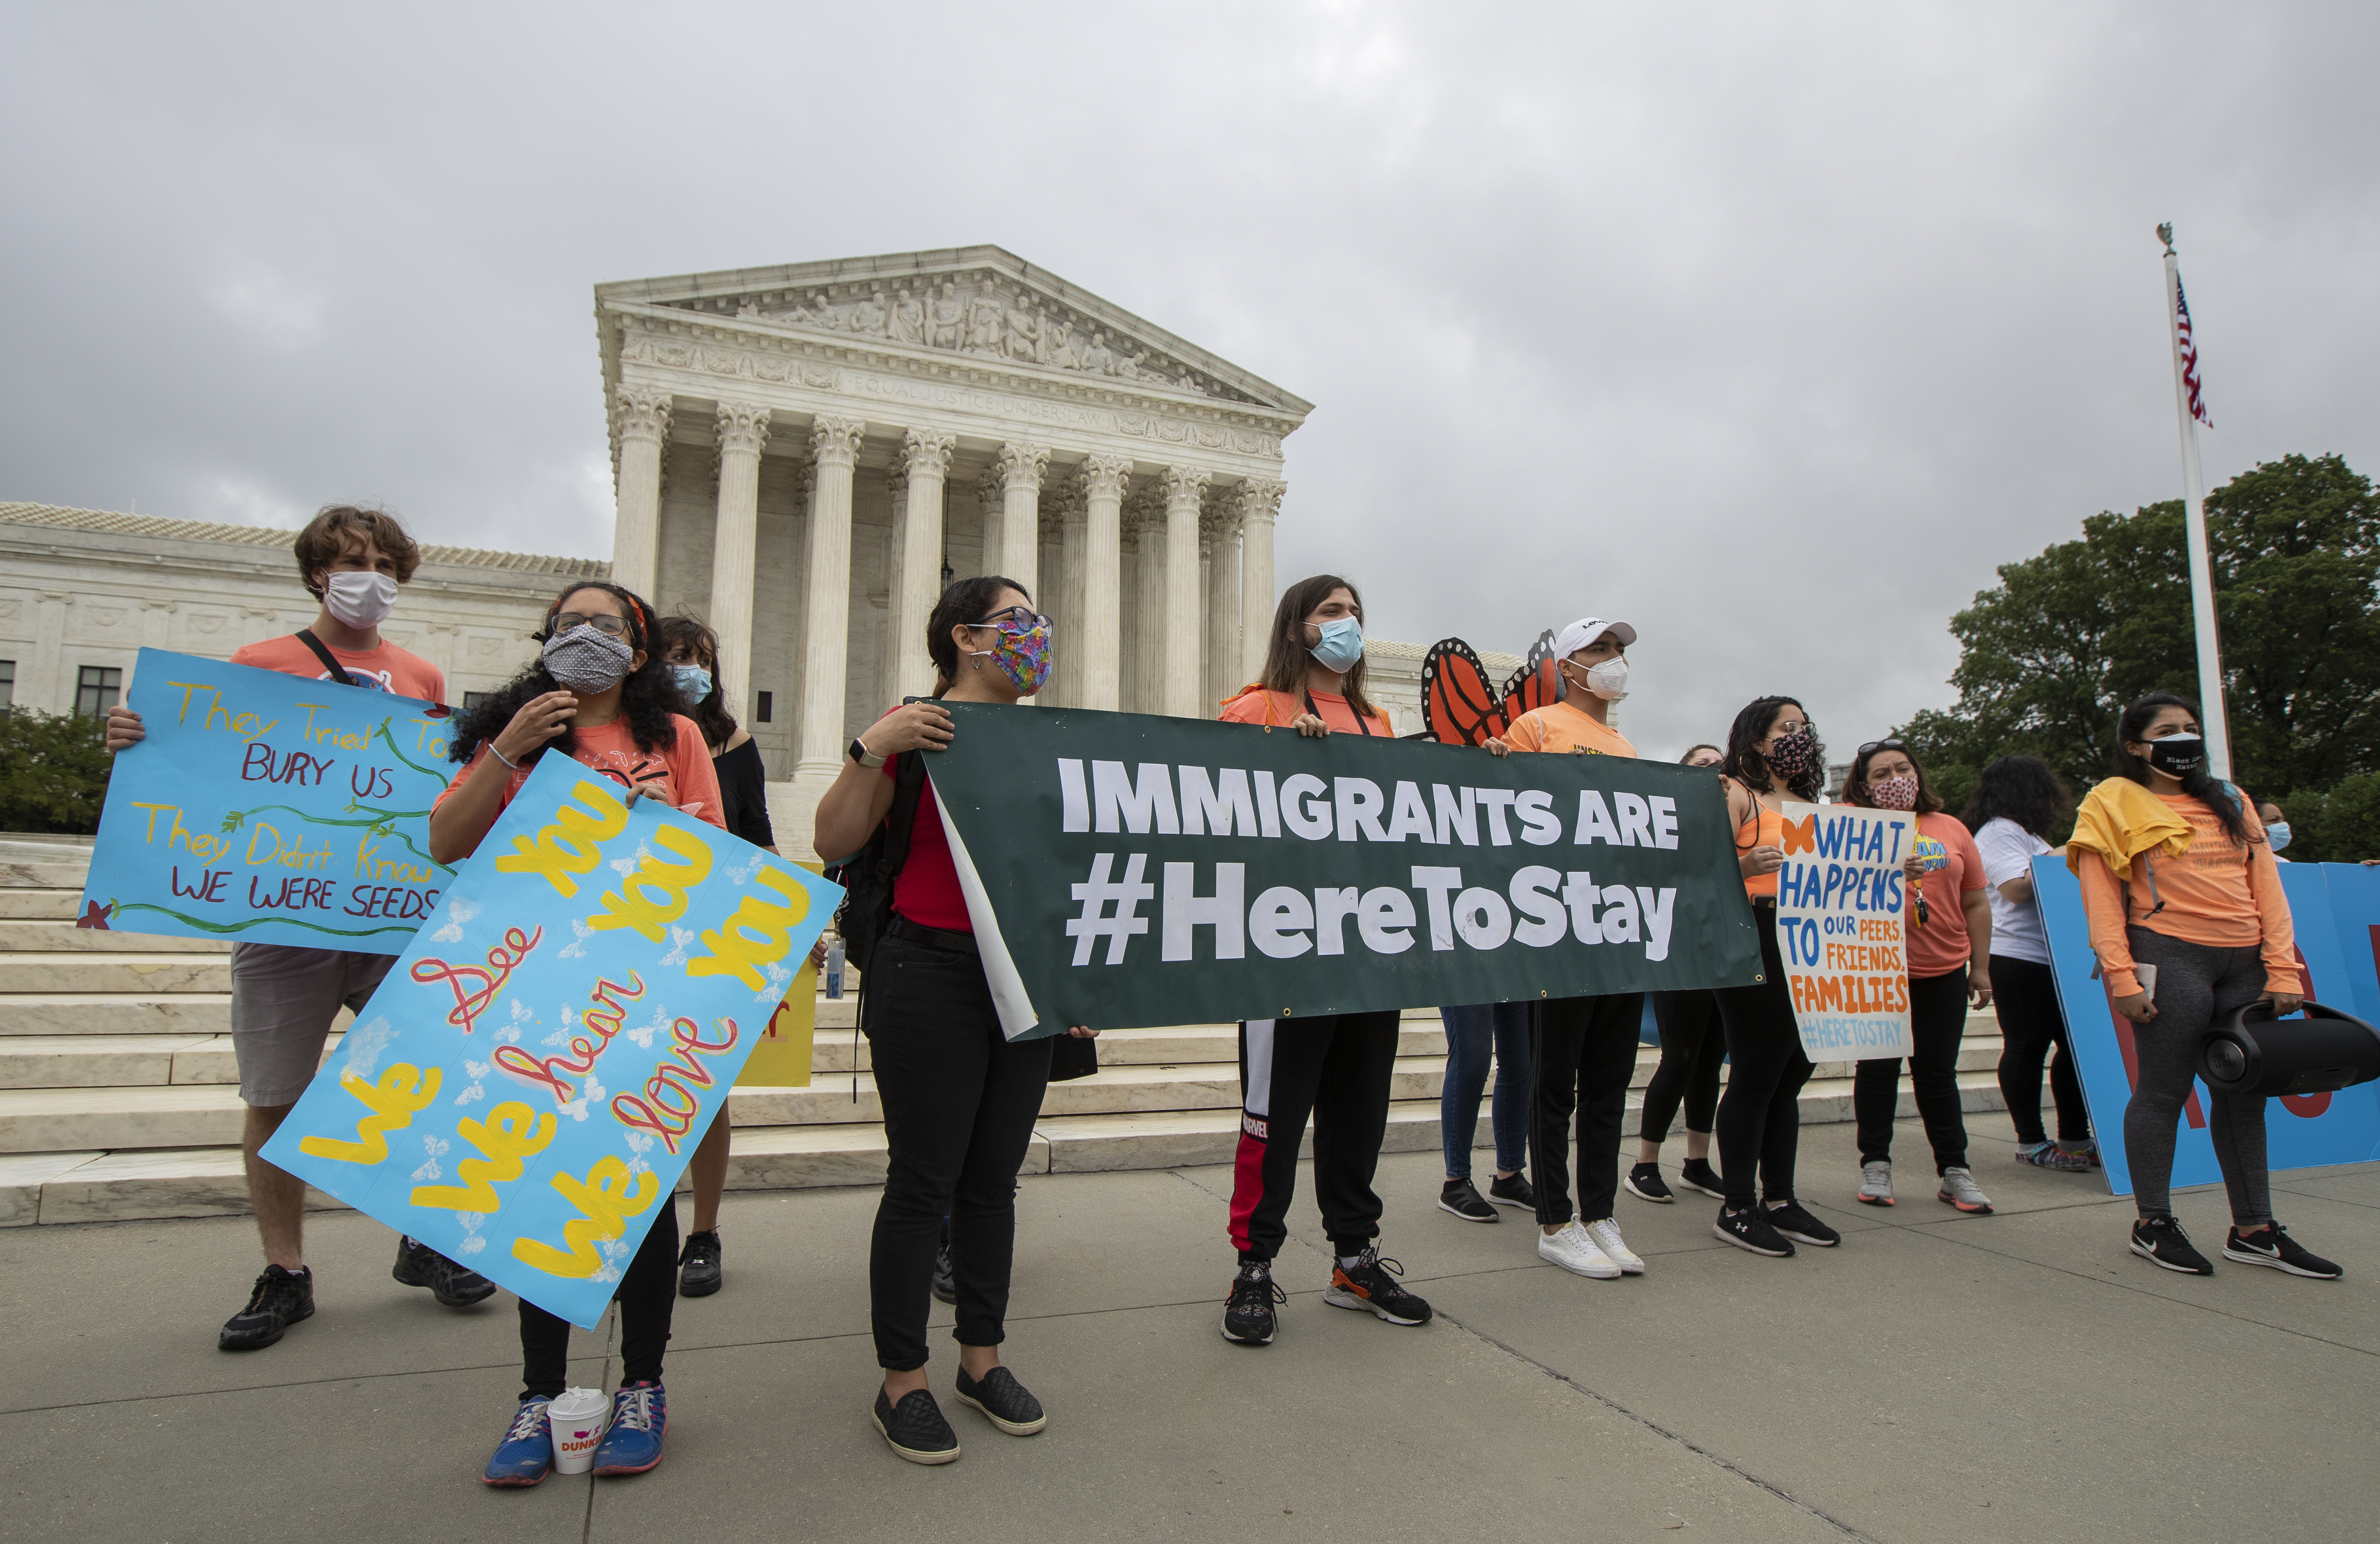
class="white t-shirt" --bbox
[1973,816,2052,964]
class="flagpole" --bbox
[2158,222,2231,778]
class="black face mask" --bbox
[2145,733,2203,777]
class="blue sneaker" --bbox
[590,1382,667,1476]
[482,1397,553,1487]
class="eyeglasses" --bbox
[1856,739,1907,758]
[550,612,632,640]
[969,607,1051,634]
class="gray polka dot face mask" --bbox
[542,623,636,693]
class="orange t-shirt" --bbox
[435,715,726,830]
[1217,686,1392,737]
[231,634,445,703]
[1501,700,1636,759]
[2077,790,2296,996]
[1905,811,1987,979]
[1732,787,1785,901]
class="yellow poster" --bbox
[735,962,817,1088]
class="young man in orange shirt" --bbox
[106,505,496,1349]
[1488,617,1650,1281]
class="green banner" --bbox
[926,703,1765,1037]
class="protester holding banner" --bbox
[1963,756,2095,1171]
[1840,740,1996,1215]
[1484,617,1649,1279]
[102,503,497,1351]
[2070,692,2342,1280]
[1216,575,1435,1342]
[1708,697,1841,1257]
[434,579,722,1483]
[815,573,1091,1465]
[1629,743,1731,1205]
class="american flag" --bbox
[2174,273,2212,428]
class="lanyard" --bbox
[1304,690,1374,736]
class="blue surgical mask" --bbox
[2266,821,2292,853]
[670,663,714,703]
[1308,616,1365,673]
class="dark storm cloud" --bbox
[3,2,2374,755]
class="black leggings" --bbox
[520,1197,678,1400]
[1712,909,1814,1210]
[1640,990,1725,1143]
[1990,954,2090,1144]
[2122,927,2273,1226]
[865,933,1055,1372]
[1854,965,1971,1172]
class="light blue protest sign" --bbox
[78,647,461,948]
[2034,856,2380,1197]
[261,751,842,1327]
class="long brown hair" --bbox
[1254,573,1379,723]
[655,612,739,749]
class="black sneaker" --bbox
[678,1230,723,1297]
[931,1228,957,1306]
[2131,1215,2213,1276]
[1676,1157,1726,1199]
[1439,1177,1499,1223]
[1711,1206,1795,1258]
[954,1365,1048,1435]
[1487,1171,1537,1210]
[1763,1198,1841,1247]
[872,1386,960,1464]
[1221,1261,1284,1345]
[1625,1162,1675,1204]
[392,1236,497,1308]
[2223,1224,2343,1280]
[1323,1245,1433,1326]
[219,1264,315,1350]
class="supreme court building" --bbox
[598,246,1313,840]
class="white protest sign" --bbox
[1775,801,1913,1061]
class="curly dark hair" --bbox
[2115,690,2248,846]
[1722,696,1824,802]
[654,612,738,750]
[445,581,683,765]
[926,574,1033,697]
[1843,740,1946,816]
[1961,755,2073,843]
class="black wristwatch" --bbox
[848,737,887,770]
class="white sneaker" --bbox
[1857,1161,1895,1206]
[1537,1221,1622,1280]
[1936,1166,1994,1214]
[1583,1217,1645,1275]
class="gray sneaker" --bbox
[1857,1161,1894,1207]
[1936,1167,1994,1214]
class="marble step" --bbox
[0,890,84,920]
[0,955,233,994]
[0,919,231,954]
[0,861,90,891]
[0,1084,250,1153]
[4,1148,349,1227]
[0,993,237,1036]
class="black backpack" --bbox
[825,746,927,975]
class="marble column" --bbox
[1076,455,1129,713]
[1161,466,1209,717]
[880,458,909,710]
[796,415,865,780]
[1202,496,1241,710]
[995,442,1049,598]
[1055,482,1088,711]
[707,400,771,723]
[893,429,955,701]
[609,387,673,599]
[975,468,1003,579]
[1236,478,1285,684]
[1128,486,1166,714]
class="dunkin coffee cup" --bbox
[547,1387,611,1474]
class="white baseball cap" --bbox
[1554,617,1637,660]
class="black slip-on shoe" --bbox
[2131,1215,2213,1276]
[1712,1206,1794,1258]
[1487,1171,1537,1210]
[1439,1178,1498,1222]
[955,1366,1048,1435]
[677,1230,723,1298]
[1764,1198,1841,1247]
[393,1237,497,1308]
[1625,1162,1675,1204]
[2224,1224,2342,1280]
[1221,1262,1284,1345]
[873,1386,960,1464]
[1675,1158,1726,1199]
[220,1265,315,1351]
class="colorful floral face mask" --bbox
[968,621,1051,696]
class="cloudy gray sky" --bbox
[5,2,2375,757]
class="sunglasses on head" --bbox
[1856,739,1908,759]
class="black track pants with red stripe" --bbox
[1228,1011,1401,1262]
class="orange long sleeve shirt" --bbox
[2076,790,2297,997]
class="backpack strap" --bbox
[295,629,358,687]
[880,748,929,879]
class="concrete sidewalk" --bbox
[6,1117,2376,1543]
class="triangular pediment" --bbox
[595,246,1310,417]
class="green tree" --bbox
[1900,455,2380,815]
[0,707,115,834]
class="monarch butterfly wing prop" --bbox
[1421,638,1507,746]
[1501,628,1565,720]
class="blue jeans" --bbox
[1439,1002,1531,1178]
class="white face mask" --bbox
[322,571,398,628]
[1566,656,1629,700]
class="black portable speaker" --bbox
[2199,1000,2380,1098]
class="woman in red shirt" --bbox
[1840,740,1996,1216]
